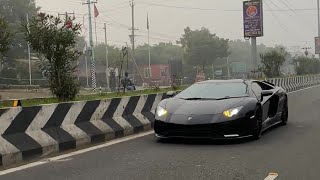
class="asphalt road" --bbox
[1,87,320,180]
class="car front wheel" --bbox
[252,106,263,140]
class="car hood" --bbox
[163,97,246,115]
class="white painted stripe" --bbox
[91,120,114,134]
[0,108,22,134]
[90,99,111,122]
[62,101,86,126]
[113,97,130,117]
[113,116,133,136]
[151,94,163,113]
[264,173,278,180]
[91,120,115,140]
[134,113,152,130]
[134,95,146,113]
[0,131,154,176]
[0,137,22,166]
[26,104,57,132]
[26,130,59,156]
[62,125,90,148]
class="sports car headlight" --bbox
[156,106,168,117]
[223,106,243,118]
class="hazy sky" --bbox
[36,0,319,53]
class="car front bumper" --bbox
[154,118,257,139]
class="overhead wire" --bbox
[264,1,289,33]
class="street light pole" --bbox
[83,0,97,91]
[317,0,320,58]
[26,14,32,85]
[104,23,110,90]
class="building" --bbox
[137,64,171,86]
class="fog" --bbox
[37,0,318,53]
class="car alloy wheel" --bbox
[252,106,263,140]
[280,97,288,125]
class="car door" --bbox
[251,82,274,128]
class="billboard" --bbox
[243,0,263,38]
[315,37,320,54]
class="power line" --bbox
[138,2,319,12]
[264,1,289,32]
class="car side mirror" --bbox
[261,90,273,96]
[166,91,177,98]
[260,90,273,101]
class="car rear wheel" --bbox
[252,106,263,140]
[280,97,288,125]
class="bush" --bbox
[24,13,81,100]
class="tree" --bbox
[0,0,39,59]
[0,17,11,54]
[178,27,229,70]
[0,16,11,63]
[294,56,320,75]
[25,13,81,100]
[94,44,121,67]
[135,42,183,65]
[228,40,272,71]
[260,48,288,78]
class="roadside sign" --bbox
[215,70,223,76]
[232,62,247,73]
[315,37,320,54]
[243,0,264,38]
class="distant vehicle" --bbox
[154,79,288,140]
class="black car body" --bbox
[154,80,288,140]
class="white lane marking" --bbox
[0,131,154,176]
[264,173,278,180]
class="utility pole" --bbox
[147,13,151,78]
[227,56,230,79]
[26,14,32,85]
[103,23,110,90]
[83,0,97,91]
[130,0,137,82]
[317,0,320,58]
[250,0,257,71]
[318,0,320,38]
[251,37,257,70]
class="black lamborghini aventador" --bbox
[154,80,288,140]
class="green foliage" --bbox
[0,0,39,59]
[135,42,183,65]
[178,27,229,69]
[24,13,81,100]
[294,56,320,75]
[0,16,11,55]
[260,48,288,78]
[228,40,272,70]
[94,44,121,67]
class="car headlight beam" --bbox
[156,106,168,117]
[223,106,243,118]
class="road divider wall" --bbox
[0,75,320,167]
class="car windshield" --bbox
[175,82,248,99]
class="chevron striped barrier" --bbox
[266,75,320,92]
[0,93,167,167]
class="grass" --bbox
[0,86,186,109]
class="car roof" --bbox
[197,79,249,84]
